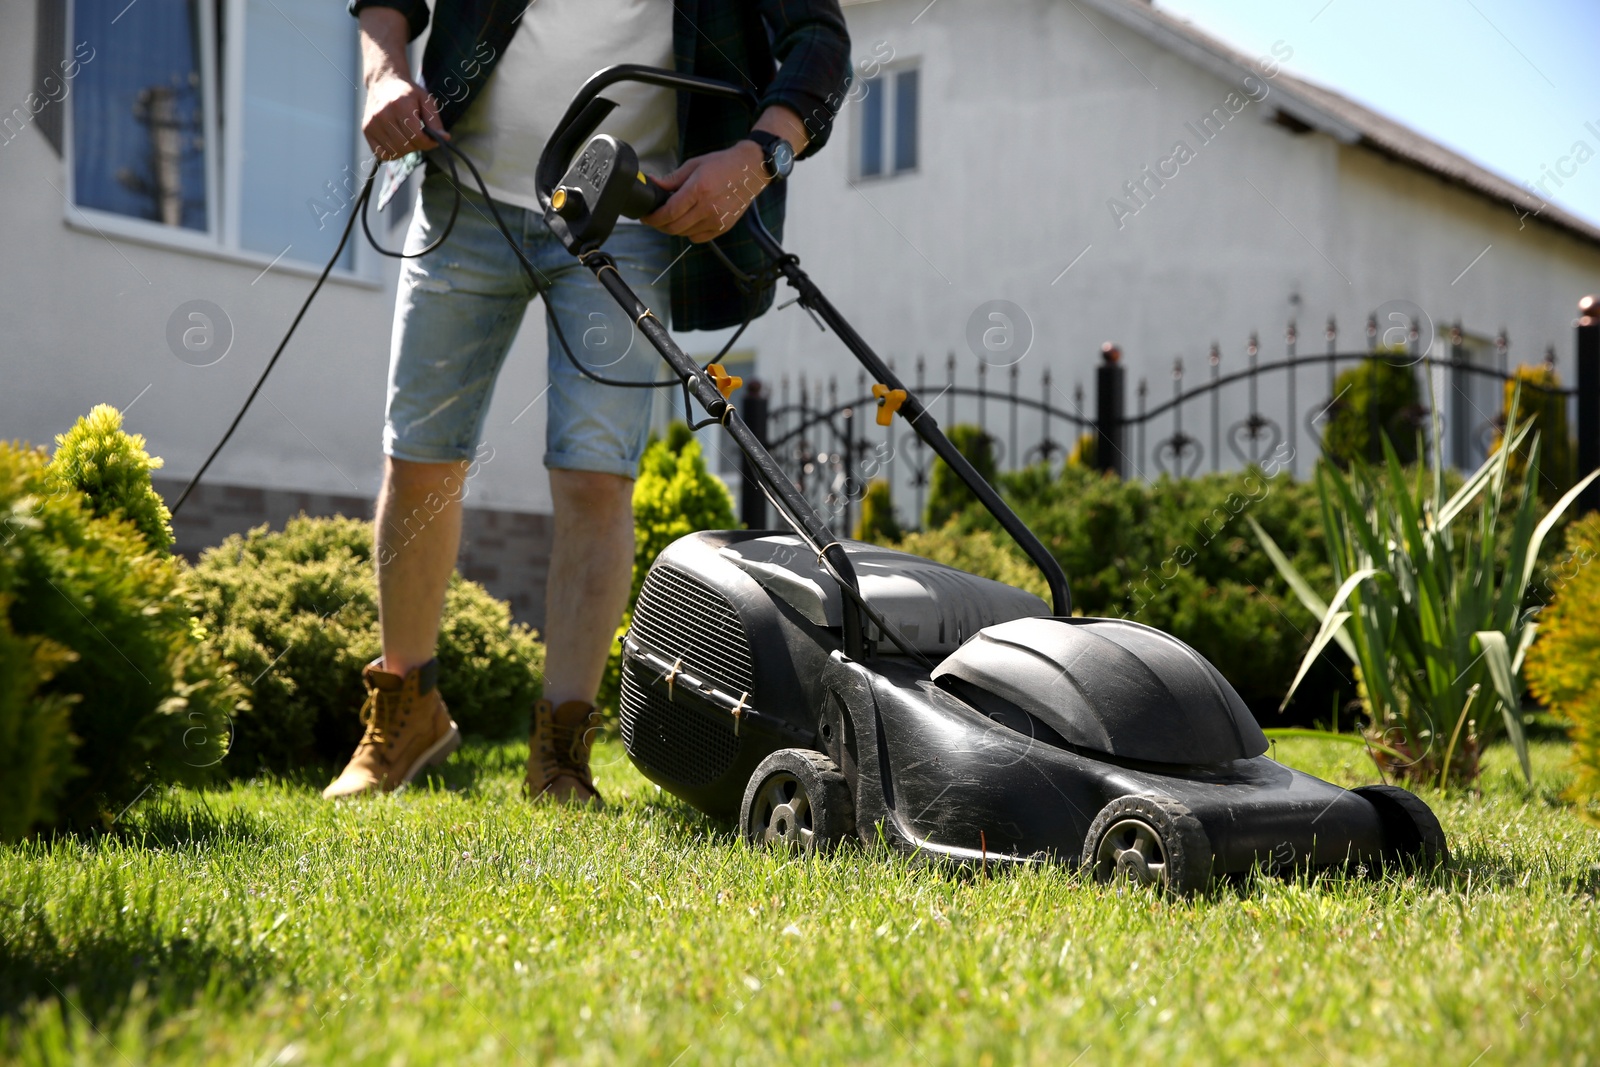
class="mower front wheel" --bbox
[1082,794,1213,895]
[740,749,855,854]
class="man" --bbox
[321,0,850,805]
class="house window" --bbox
[857,66,919,179]
[71,0,215,233]
[66,0,361,272]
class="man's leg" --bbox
[525,220,674,804]
[323,171,532,799]
[376,457,469,676]
[541,468,635,706]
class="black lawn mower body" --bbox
[540,66,1447,891]
[617,531,1438,885]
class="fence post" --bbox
[740,379,768,529]
[1579,295,1600,515]
[1095,343,1126,477]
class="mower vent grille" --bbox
[629,566,754,698]
[619,660,740,786]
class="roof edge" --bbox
[1071,0,1600,250]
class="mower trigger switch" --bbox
[872,384,907,426]
[707,363,743,400]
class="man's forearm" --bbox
[357,5,442,157]
[359,7,414,87]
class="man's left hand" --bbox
[643,140,770,244]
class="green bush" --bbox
[0,434,241,836]
[1527,514,1600,821]
[1496,365,1575,505]
[188,515,543,773]
[899,461,1335,718]
[0,594,78,843]
[598,425,736,714]
[854,479,902,544]
[46,404,174,554]
[1322,354,1424,467]
[924,424,997,530]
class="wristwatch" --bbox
[743,130,795,181]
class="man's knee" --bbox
[551,468,633,518]
[384,456,471,500]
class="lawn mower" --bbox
[179,64,1446,894]
[528,66,1447,892]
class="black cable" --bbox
[170,170,376,516]
[171,133,777,515]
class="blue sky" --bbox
[1154,0,1600,228]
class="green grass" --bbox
[3,738,1597,1066]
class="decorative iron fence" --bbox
[734,298,1600,535]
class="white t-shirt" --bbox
[449,0,679,212]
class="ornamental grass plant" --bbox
[1251,402,1598,789]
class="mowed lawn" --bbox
[2,737,1597,1066]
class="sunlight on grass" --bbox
[3,738,1596,1066]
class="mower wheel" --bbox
[1082,794,1213,894]
[1353,784,1449,872]
[740,749,855,854]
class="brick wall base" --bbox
[155,479,553,628]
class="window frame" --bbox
[59,0,378,286]
[852,60,921,183]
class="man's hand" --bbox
[359,8,447,160]
[642,140,769,243]
[363,73,445,159]
[643,105,809,243]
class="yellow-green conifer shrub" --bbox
[1527,513,1600,822]
[596,424,735,716]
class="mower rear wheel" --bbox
[1353,784,1449,872]
[1082,794,1213,894]
[740,749,855,854]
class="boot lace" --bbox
[357,689,403,760]
[542,708,597,783]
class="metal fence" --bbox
[735,299,1600,535]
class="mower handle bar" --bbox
[536,64,760,213]
[541,66,1073,620]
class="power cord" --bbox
[172,132,764,515]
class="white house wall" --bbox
[0,1,557,516]
[4,0,1599,533]
[732,0,1600,487]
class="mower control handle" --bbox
[536,64,758,213]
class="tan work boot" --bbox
[526,699,604,807]
[322,659,460,799]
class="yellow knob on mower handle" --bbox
[872,384,907,426]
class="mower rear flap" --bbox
[717,534,1048,654]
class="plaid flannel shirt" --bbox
[349,0,852,331]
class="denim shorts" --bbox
[384,171,677,478]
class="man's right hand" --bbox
[358,7,447,160]
[363,73,443,159]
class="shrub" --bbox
[1496,366,1575,505]
[1065,431,1097,469]
[45,405,174,554]
[1321,354,1424,467]
[0,597,78,843]
[630,425,737,591]
[1257,419,1597,788]
[0,436,240,835]
[892,527,1050,601]
[597,425,736,714]
[924,424,997,530]
[854,479,902,544]
[188,515,543,773]
[898,461,1336,719]
[1526,514,1600,822]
